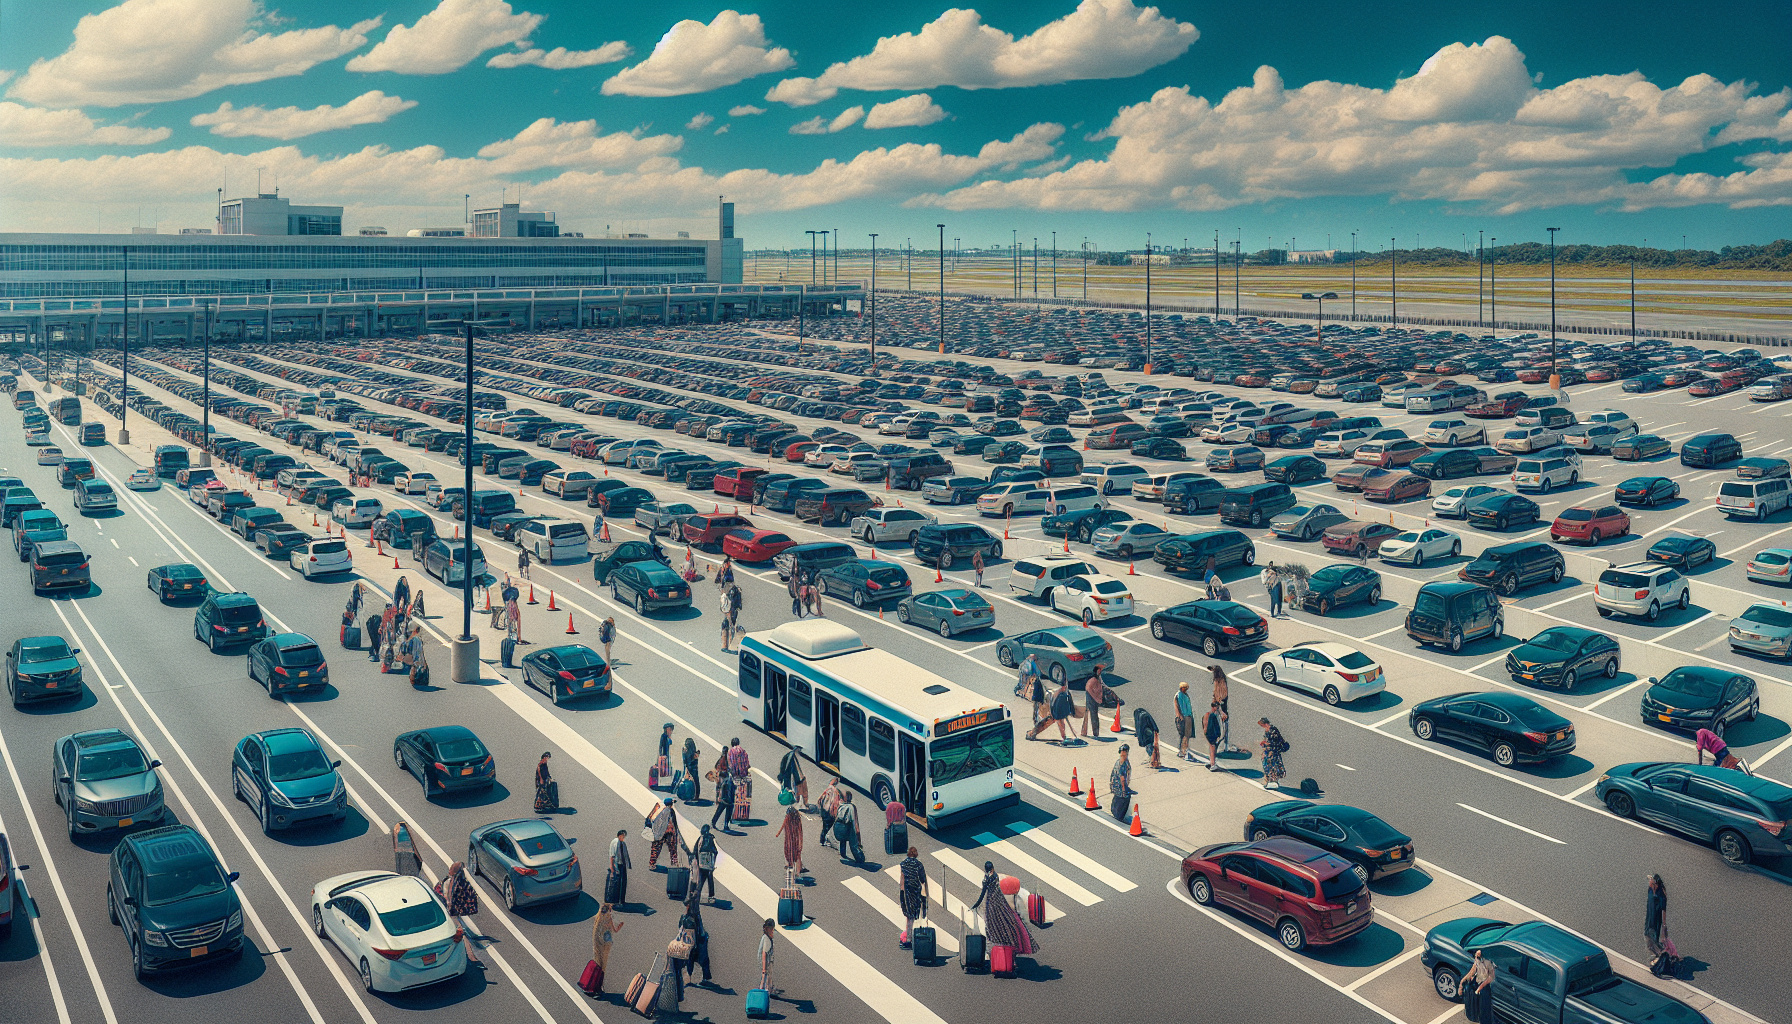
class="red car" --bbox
[1466,393,1529,418]
[1330,464,1377,492]
[1362,472,1430,503]
[1515,367,1550,384]
[1180,837,1373,951]
[1687,378,1741,397]
[682,512,755,549]
[713,467,770,501]
[784,441,819,462]
[1550,504,1630,545]
[1353,438,1428,467]
[1322,521,1404,557]
[721,527,798,562]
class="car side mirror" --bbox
[226,871,240,884]
[566,837,577,845]
[148,760,162,770]
[1645,677,1657,686]
[122,895,137,907]
[72,648,81,656]
[331,760,342,769]
[58,775,71,785]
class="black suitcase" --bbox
[910,922,936,963]
[342,625,361,649]
[884,821,907,856]
[604,869,622,906]
[501,636,516,668]
[962,932,987,973]
[665,866,690,899]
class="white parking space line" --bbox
[1582,679,1646,711]
[1694,632,1732,652]
[1372,709,1410,728]
[1455,803,1565,845]
[1346,945,1429,992]
[1748,731,1792,769]
[1641,505,1717,537]
[1466,653,1508,672]
[1655,610,1717,642]
[1564,777,1605,801]
[1363,624,1407,640]
[1723,524,1792,557]
[1532,591,1586,612]
[968,832,1100,906]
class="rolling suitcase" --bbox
[654,755,671,786]
[604,869,622,906]
[990,943,1016,976]
[733,776,752,821]
[884,821,907,856]
[746,988,771,1019]
[777,868,803,926]
[500,636,516,668]
[1027,891,1046,927]
[665,866,690,900]
[677,774,698,803]
[657,965,680,1013]
[962,932,988,974]
[342,624,361,649]
[631,954,662,1017]
[910,916,936,964]
[578,959,602,995]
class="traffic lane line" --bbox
[1454,803,1565,845]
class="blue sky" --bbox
[1,0,1788,251]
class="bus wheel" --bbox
[871,776,895,810]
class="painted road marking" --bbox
[842,876,960,953]
[969,831,1101,906]
[1004,822,1138,892]
[1456,803,1565,845]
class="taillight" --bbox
[1066,651,1085,662]
[952,609,964,616]
[1634,590,1649,599]
[867,580,882,590]
[647,588,660,599]
[214,624,228,632]
[273,667,288,676]
[432,762,447,773]
[1337,671,1360,682]
[558,670,576,681]
[373,948,405,961]
[512,865,538,877]
[1522,731,1547,744]
[1222,626,1241,635]
[309,556,317,562]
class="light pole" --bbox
[868,233,878,376]
[937,225,947,354]
[1082,239,1089,301]
[806,230,819,284]
[1349,230,1358,321]
[1632,239,1643,341]
[437,317,510,681]
[906,238,911,291]
[1301,292,1338,344]
[1213,230,1221,317]
[831,229,838,283]
[1477,229,1484,329]
[1051,231,1057,299]
[1489,236,1497,337]
[1232,238,1241,315]
[1390,236,1397,327]
[1144,232,1153,375]
[1032,237,1038,306]
[201,298,213,462]
[119,244,131,444]
[1011,229,1019,298]
[1546,227,1561,391]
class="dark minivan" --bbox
[762,477,830,513]
[774,541,857,581]
[31,539,91,594]
[912,523,1003,569]
[1459,541,1565,596]
[792,488,876,526]
[108,824,244,978]
[1405,582,1503,651]
[1162,476,1227,514]
[1218,482,1297,527]
[1153,529,1257,574]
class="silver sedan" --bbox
[1092,521,1173,559]
[468,818,582,909]
[1377,528,1462,567]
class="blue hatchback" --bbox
[232,728,345,832]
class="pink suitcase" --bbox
[991,943,1016,976]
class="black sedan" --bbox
[1130,437,1188,460]
[1614,476,1680,508]
[1043,507,1132,542]
[1503,626,1620,690]
[1148,600,1268,658]
[1409,449,1481,480]
[393,725,496,795]
[982,441,1028,464]
[1646,534,1717,570]
[1302,565,1383,614]
[1264,455,1326,485]
[1640,667,1759,737]
[1244,800,1414,880]
[594,487,654,516]
[1409,691,1575,767]
[1465,492,1540,531]
[147,562,208,601]
[520,643,611,704]
[591,540,668,584]
[818,559,913,608]
[1143,419,1192,439]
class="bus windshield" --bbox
[929,723,1014,788]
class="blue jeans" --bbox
[1268,588,1282,616]
[840,827,863,863]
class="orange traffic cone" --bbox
[376,539,384,555]
[548,591,558,611]
[878,606,884,620]
[312,513,319,526]
[483,589,492,613]
[1128,562,1137,576]
[527,584,537,605]
[598,519,610,543]
[934,565,944,584]
[453,525,460,540]
[869,547,878,560]
[1068,768,1081,796]
[1063,535,1070,553]
[564,612,578,634]
[1084,781,1100,811]
[392,556,400,569]
[1111,706,1124,733]
[1130,806,1144,837]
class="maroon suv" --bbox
[1180,837,1373,951]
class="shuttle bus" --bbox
[738,620,1018,829]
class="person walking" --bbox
[757,919,778,998]
[1109,745,1133,822]
[1026,678,1073,742]
[719,586,735,651]
[719,556,735,589]
[366,607,384,663]
[380,603,400,673]
[692,824,719,903]
[711,771,737,833]
[1465,948,1495,1023]
[393,575,412,617]
[658,723,675,782]
[1695,728,1742,770]
[1137,707,1161,769]
[1015,651,1040,701]
[681,738,702,802]
[1081,663,1108,738]
[817,777,841,849]
[533,751,557,813]
[1204,553,1219,599]
[438,861,483,966]
[600,616,616,663]
[590,902,624,993]
[1644,874,1668,961]
[774,805,807,877]
[807,566,826,618]
[834,790,863,864]
[969,861,1035,957]
[972,550,985,588]
[404,627,430,688]
[727,737,751,782]
[1202,700,1224,770]
[896,846,928,948]
[1175,681,1196,761]
[506,590,524,646]
[518,546,532,580]
[778,748,810,810]
[1259,718,1288,790]
[787,570,804,619]
[608,829,632,907]
[727,583,743,639]
[646,797,680,868]
[1213,667,1238,753]
[680,897,713,986]
[1262,562,1282,618]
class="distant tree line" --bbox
[1337,239,1791,271]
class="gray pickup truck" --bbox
[1423,918,1707,1024]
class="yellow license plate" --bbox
[44,681,57,688]
[1521,673,1533,680]
[460,767,473,776]
[1556,731,1568,740]
[182,583,192,589]
[238,626,247,632]
[190,946,207,957]
[1659,714,1673,722]
[298,670,308,677]
[421,952,436,965]
[1389,849,1402,859]
[119,817,133,828]
[582,680,594,688]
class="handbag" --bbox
[667,928,694,960]
[698,848,716,870]
[641,826,655,843]
[777,788,796,806]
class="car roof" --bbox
[71,727,133,750]
[255,728,320,755]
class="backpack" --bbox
[1049,690,1073,721]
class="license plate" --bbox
[582,680,594,688]
[421,952,436,965]
[1346,900,1358,915]
[44,680,57,688]
[183,583,192,589]
[460,767,473,776]
[1389,849,1402,860]
[298,670,309,677]
[190,946,208,958]
[119,817,133,827]
[1520,673,1533,680]
[60,569,67,575]
[1556,731,1568,741]
[238,626,247,632]
[1659,714,1673,722]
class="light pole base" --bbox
[1142,363,1153,376]
[450,636,481,683]
[1547,373,1562,392]
[117,428,130,445]
[196,451,213,468]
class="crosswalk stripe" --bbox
[1004,822,1137,892]
[970,832,1102,906]
[931,848,1067,922]
[885,866,977,923]
[841,877,959,953]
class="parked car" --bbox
[1612,433,1673,460]
[995,625,1114,683]
[1377,529,1460,567]
[609,560,692,613]
[1270,504,1350,541]
[1640,666,1759,737]
[1149,600,1268,658]
[913,523,1002,569]
[1409,691,1575,766]
[1614,476,1680,508]
[1254,641,1385,705]
[1421,919,1707,1022]
[1549,504,1630,545]
[1243,801,1411,879]
[1091,521,1173,560]
[1680,432,1742,467]
[1322,522,1402,559]
[1405,582,1503,651]
[1596,762,1792,867]
[897,588,996,637]
[1179,837,1372,951]
[1645,534,1717,570]
[1301,564,1384,614]
[1465,492,1541,531]
[1504,626,1621,689]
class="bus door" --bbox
[814,691,840,771]
[900,736,926,817]
[764,666,788,737]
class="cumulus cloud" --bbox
[486,42,632,69]
[473,117,683,174]
[602,11,793,97]
[728,104,766,117]
[685,111,715,131]
[918,36,1792,214]
[8,0,379,107]
[766,0,1195,106]
[0,102,170,146]
[714,124,730,135]
[790,106,866,135]
[864,93,948,129]
[190,91,417,139]
[347,0,540,75]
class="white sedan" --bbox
[1376,528,1461,567]
[1200,423,1256,444]
[804,444,850,467]
[1431,484,1502,518]
[36,446,63,465]
[332,497,383,526]
[311,871,467,993]
[1254,642,1385,706]
[1049,573,1135,626]
[393,472,436,495]
[126,469,161,491]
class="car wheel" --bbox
[1646,601,1661,623]
[1411,550,1424,568]
[1717,829,1752,867]
[862,529,875,544]
[998,645,1016,668]
[1412,716,1435,741]
[634,594,646,614]
[853,590,867,609]
[1187,874,1214,906]
[1433,966,1462,1003]
[1448,631,1464,653]
[1322,685,1341,706]
[1201,636,1220,658]
[937,618,952,638]
[1499,575,1518,597]
[1538,479,1550,494]
[1151,620,1166,640]
[1241,548,1256,567]
[1492,742,1517,767]
[1049,663,1067,685]
[1561,669,1578,691]
[504,876,518,912]
[1495,515,1508,530]
[359,957,376,993]
[896,605,911,624]
[132,934,149,981]
[1277,918,1307,952]
[1081,608,1094,627]
[1249,509,1263,527]
[1260,662,1278,685]
[940,551,956,571]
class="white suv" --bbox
[1081,462,1150,495]
[1423,418,1485,447]
[1495,425,1562,453]
[1512,458,1579,493]
[851,506,937,544]
[1593,561,1690,622]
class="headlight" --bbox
[74,798,99,814]
[1686,708,1716,718]
[227,909,242,930]
[143,929,172,947]
[267,788,295,807]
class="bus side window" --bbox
[739,651,762,697]
[841,703,867,757]
[868,718,896,771]
[788,675,813,725]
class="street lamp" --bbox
[437,316,509,682]
[1489,236,1497,337]
[1082,238,1089,301]
[1546,227,1561,391]
[806,230,820,284]
[868,233,878,376]
[1389,236,1397,327]
[1350,230,1358,321]
[1144,232,1153,375]
[1213,230,1221,317]
[201,298,213,463]
[1632,239,1644,341]
[1301,292,1338,344]
[937,224,947,354]
[119,244,132,445]
[1477,229,1484,329]
[1051,231,1057,299]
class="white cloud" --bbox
[685,111,715,131]
[347,0,540,75]
[917,37,1792,214]
[486,42,632,70]
[789,106,866,135]
[190,91,417,140]
[0,101,170,146]
[8,0,379,107]
[473,117,683,174]
[789,116,828,136]
[864,93,947,129]
[714,124,729,135]
[602,11,793,97]
[766,0,1195,106]
[728,104,766,117]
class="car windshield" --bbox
[1311,566,1353,585]
[1741,606,1792,629]
[144,858,228,906]
[1319,872,1365,902]
[218,603,261,623]
[379,899,448,937]
[1657,670,1723,699]
[1337,651,1375,669]
[278,644,324,666]
[22,640,72,663]
[1600,570,1653,588]
[1094,580,1129,595]
[436,737,487,760]
[267,746,332,782]
[1527,631,1583,653]
[79,746,149,781]
[951,592,992,610]
[1756,552,1790,566]
[1557,508,1592,521]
